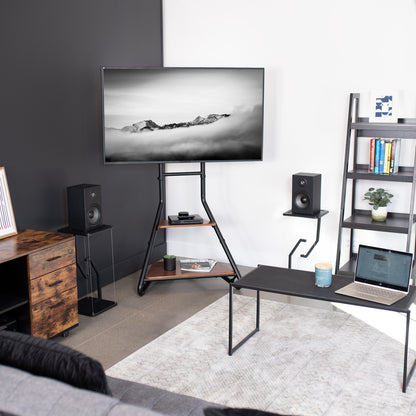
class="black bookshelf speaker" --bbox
[292,173,321,215]
[67,184,102,232]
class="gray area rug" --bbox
[106,294,416,415]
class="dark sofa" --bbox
[0,330,219,416]
[0,331,290,416]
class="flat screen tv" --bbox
[101,67,264,164]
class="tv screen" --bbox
[101,67,264,164]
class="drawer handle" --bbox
[48,280,63,287]
[47,255,62,262]
[50,301,64,309]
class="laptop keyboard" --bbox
[356,284,399,299]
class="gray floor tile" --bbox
[56,270,230,369]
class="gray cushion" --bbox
[108,376,220,416]
[0,364,118,416]
[0,364,162,416]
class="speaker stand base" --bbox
[78,297,117,317]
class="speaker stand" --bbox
[59,225,117,316]
[76,257,117,316]
[283,209,329,269]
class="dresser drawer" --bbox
[28,239,75,279]
[31,287,78,339]
[30,263,77,305]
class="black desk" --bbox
[229,265,416,393]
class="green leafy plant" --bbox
[163,254,176,259]
[363,187,393,210]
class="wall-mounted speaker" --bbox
[292,173,321,215]
[67,184,102,232]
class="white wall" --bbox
[162,0,416,271]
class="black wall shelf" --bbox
[347,166,414,182]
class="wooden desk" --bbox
[0,229,78,338]
[229,265,416,393]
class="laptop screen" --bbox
[355,245,412,291]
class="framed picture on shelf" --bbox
[369,91,397,123]
[0,167,17,239]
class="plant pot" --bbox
[163,255,176,271]
[371,206,387,222]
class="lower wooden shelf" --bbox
[0,294,28,315]
[146,258,235,280]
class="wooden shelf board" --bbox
[145,259,235,280]
[158,219,215,229]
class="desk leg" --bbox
[403,310,416,393]
[228,287,260,356]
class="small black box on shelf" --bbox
[168,214,203,225]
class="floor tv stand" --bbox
[137,162,241,296]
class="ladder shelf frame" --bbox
[336,93,416,275]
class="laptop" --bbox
[335,245,413,305]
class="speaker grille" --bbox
[88,205,102,226]
[294,192,310,209]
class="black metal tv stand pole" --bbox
[137,162,241,296]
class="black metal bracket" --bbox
[137,162,241,296]
[283,210,329,269]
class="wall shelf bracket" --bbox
[283,210,329,269]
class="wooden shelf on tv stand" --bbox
[158,219,215,229]
[146,259,235,281]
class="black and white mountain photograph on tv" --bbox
[102,67,264,163]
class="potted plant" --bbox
[163,254,176,271]
[363,187,394,221]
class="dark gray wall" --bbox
[0,0,165,281]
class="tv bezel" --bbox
[101,66,265,165]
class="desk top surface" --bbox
[233,265,416,313]
[0,229,74,264]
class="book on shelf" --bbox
[374,139,381,174]
[369,138,401,175]
[369,139,375,173]
[379,139,385,173]
[392,139,401,174]
[384,141,391,174]
[179,258,217,272]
